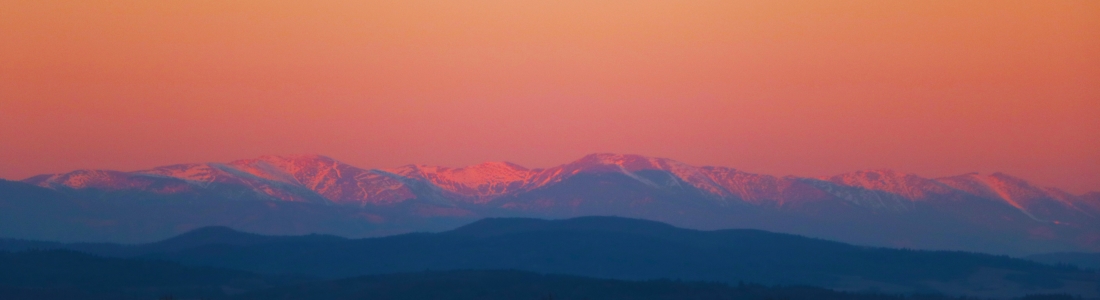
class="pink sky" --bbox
[1,1,1098,193]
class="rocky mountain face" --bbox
[6,153,1100,255]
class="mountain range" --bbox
[3,153,1099,255]
[0,251,991,300]
[2,217,1097,299]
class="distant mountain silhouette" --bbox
[0,252,983,300]
[4,153,1100,255]
[0,178,470,243]
[0,225,345,258]
[8,216,1098,298]
[1028,252,1100,270]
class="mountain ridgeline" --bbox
[0,250,1006,300]
[2,217,1098,299]
[2,153,1099,255]
[6,216,1100,296]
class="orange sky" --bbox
[1,1,1098,193]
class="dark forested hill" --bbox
[234,270,968,300]
[0,252,986,300]
[1028,252,1100,270]
[6,216,1098,298]
[0,250,300,300]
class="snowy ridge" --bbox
[388,162,537,203]
[238,155,417,205]
[826,170,955,200]
[694,167,787,204]
[136,162,326,203]
[22,169,192,194]
[934,173,1096,222]
[20,153,1100,221]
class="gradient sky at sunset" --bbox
[2,1,1098,193]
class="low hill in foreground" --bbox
[1028,252,1100,270]
[0,250,297,300]
[236,270,965,300]
[5,216,1099,298]
[0,250,1066,300]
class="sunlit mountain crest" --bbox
[23,153,1098,218]
[13,153,1100,254]
[389,161,536,203]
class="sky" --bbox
[1,1,1098,193]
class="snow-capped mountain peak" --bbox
[387,161,537,202]
[567,153,678,172]
[826,169,953,200]
[18,153,1098,221]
